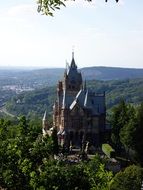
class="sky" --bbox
[0,0,143,69]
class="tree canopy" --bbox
[37,0,119,16]
[110,101,143,166]
[110,165,143,190]
[0,117,114,189]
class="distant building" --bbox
[43,53,108,148]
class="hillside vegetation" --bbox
[6,77,143,117]
[81,66,143,80]
[6,87,56,118]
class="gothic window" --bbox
[69,131,73,140]
[91,99,94,105]
[80,131,84,140]
[75,131,79,141]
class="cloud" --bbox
[5,4,37,17]
[65,0,100,9]
[0,3,40,31]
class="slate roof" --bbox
[62,88,105,115]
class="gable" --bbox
[70,102,84,116]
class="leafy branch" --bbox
[37,0,119,16]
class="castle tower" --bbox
[63,52,82,93]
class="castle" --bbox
[43,53,108,149]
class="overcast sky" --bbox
[0,0,143,68]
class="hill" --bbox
[81,66,143,80]
[5,77,143,118]
[1,66,143,88]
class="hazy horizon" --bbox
[0,65,143,70]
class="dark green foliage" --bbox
[0,117,44,189]
[111,101,143,166]
[51,128,59,155]
[120,115,137,151]
[1,114,143,189]
[110,165,143,190]
[0,117,114,190]
[134,103,143,165]
[111,100,129,151]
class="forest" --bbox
[0,101,143,189]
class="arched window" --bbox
[69,131,73,140]
[80,131,84,140]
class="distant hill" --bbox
[0,66,143,87]
[6,77,143,118]
[0,68,64,87]
[81,66,143,80]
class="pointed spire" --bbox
[72,45,75,59]
[72,50,74,59]
[65,60,69,75]
[43,111,47,121]
[70,51,77,69]
[62,89,66,108]
[42,111,48,135]
[66,60,69,70]
[84,90,89,107]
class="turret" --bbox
[57,81,63,94]
[42,111,49,135]
[83,80,87,91]
[63,52,82,92]
[70,51,77,69]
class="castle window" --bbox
[80,131,84,140]
[70,131,73,140]
[75,131,79,140]
[71,78,75,84]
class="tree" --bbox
[111,100,129,152]
[51,128,59,155]
[110,165,143,190]
[0,117,115,189]
[134,103,143,165]
[120,105,136,159]
[37,0,119,16]
[120,118,137,161]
